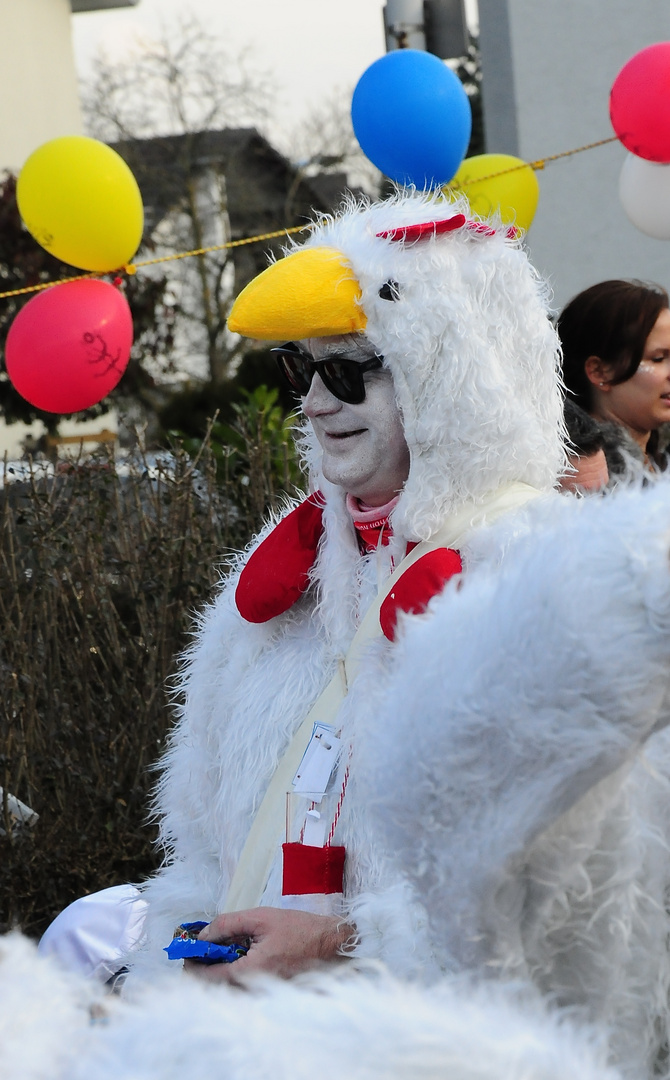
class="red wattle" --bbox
[235,494,325,623]
[379,547,462,641]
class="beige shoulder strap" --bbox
[224,481,541,912]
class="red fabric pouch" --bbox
[281,843,346,896]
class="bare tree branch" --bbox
[280,86,381,196]
[80,17,274,387]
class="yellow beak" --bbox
[227,246,367,340]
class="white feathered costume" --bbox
[38,191,670,1078]
[0,931,622,1080]
[131,190,568,975]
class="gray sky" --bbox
[71,0,387,146]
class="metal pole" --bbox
[383,0,470,59]
[383,0,427,51]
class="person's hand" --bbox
[183,906,355,983]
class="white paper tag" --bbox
[302,808,328,847]
[292,723,342,802]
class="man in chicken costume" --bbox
[39,191,670,1078]
[125,189,563,976]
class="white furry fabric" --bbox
[355,478,670,1078]
[136,190,568,978]
[136,499,410,980]
[0,933,620,1080]
[135,476,670,1074]
[0,933,103,1080]
[76,192,670,1077]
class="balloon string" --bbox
[0,135,621,302]
[0,271,100,299]
[0,223,313,300]
[127,222,315,271]
[446,135,619,191]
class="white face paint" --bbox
[300,335,410,506]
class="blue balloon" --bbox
[351,50,472,188]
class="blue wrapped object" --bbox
[164,921,249,965]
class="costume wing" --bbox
[358,481,670,978]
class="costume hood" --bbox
[229,189,566,542]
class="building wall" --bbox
[478,0,670,309]
[0,0,83,173]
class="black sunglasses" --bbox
[271,342,384,405]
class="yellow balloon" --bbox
[17,136,144,272]
[446,153,539,233]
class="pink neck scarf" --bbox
[345,493,399,553]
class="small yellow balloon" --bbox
[17,136,144,272]
[447,153,539,233]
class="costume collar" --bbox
[234,490,464,639]
[345,493,399,552]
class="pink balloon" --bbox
[610,43,670,163]
[6,279,133,413]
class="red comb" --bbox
[376,216,519,243]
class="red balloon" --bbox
[610,43,670,163]
[6,279,133,413]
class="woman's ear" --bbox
[584,355,611,391]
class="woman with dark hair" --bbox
[558,279,670,476]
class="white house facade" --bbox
[478,0,670,308]
[0,0,137,174]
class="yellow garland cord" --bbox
[446,134,618,190]
[0,224,311,300]
[0,135,620,302]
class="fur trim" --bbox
[355,477,670,1076]
[0,932,620,1080]
[0,932,103,1079]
